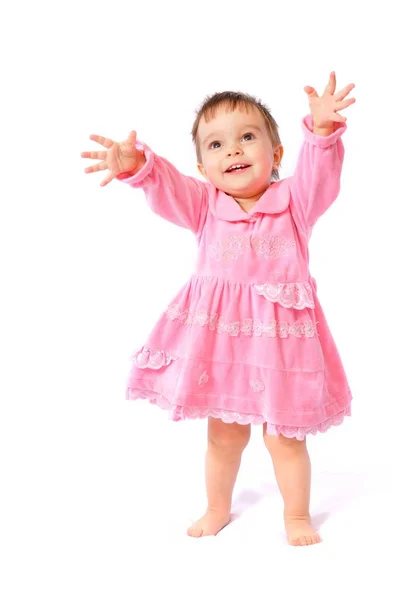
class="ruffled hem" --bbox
[253,281,315,310]
[126,388,351,440]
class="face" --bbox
[197,104,283,202]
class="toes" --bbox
[299,536,309,546]
[289,532,321,546]
[187,526,203,538]
[304,534,321,545]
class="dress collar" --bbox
[210,179,290,222]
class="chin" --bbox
[229,185,263,198]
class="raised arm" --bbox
[82,130,209,236]
[289,115,346,234]
[289,73,355,235]
[117,142,209,236]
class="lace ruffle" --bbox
[132,347,178,370]
[126,388,351,440]
[165,305,317,338]
[253,282,315,309]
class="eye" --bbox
[242,133,254,141]
[209,141,221,149]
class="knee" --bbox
[208,418,251,454]
[264,430,306,459]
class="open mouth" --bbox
[225,163,251,174]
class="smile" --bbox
[225,163,251,173]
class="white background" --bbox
[1,0,397,598]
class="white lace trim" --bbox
[209,234,295,262]
[165,305,317,338]
[251,235,295,258]
[126,388,351,440]
[253,282,315,309]
[132,347,178,370]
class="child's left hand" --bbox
[304,72,356,130]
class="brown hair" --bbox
[191,91,282,181]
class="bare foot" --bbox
[187,510,231,537]
[285,516,321,546]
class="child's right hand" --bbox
[81,130,146,187]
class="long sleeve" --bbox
[289,115,346,236]
[117,143,209,237]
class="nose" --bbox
[227,145,243,157]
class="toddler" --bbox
[81,72,355,546]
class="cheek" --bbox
[255,150,274,172]
[203,156,221,177]
[254,145,272,161]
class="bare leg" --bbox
[188,417,251,537]
[263,425,321,546]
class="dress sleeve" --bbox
[289,115,347,235]
[116,142,209,237]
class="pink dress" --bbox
[117,115,352,439]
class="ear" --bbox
[197,163,208,180]
[273,145,284,168]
